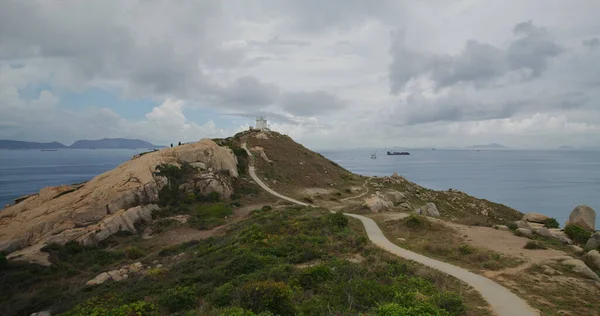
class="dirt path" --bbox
[340,177,372,201]
[241,154,539,316]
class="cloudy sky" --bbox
[1,0,599,149]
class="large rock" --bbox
[559,257,600,281]
[514,220,531,229]
[533,227,554,239]
[384,191,406,204]
[516,228,533,238]
[363,195,393,213]
[583,250,600,271]
[568,205,596,231]
[586,232,600,250]
[421,203,440,217]
[523,212,549,223]
[0,139,238,263]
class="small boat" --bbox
[370,153,377,159]
[41,149,58,151]
[387,151,410,155]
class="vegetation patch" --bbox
[524,241,547,250]
[188,203,233,230]
[564,224,591,244]
[543,218,560,229]
[2,208,487,315]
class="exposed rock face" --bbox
[363,194,393,213]
[514,220,531,229]
[523,212,549,223]
[0,139,238,264]
[568,205,596,231]
[586,232,600,250]
[86,262,145,285]
[516,228,533,238]
[421,203,440,217]
[384,191,406,204]
[533,227,554,239]
[493,225,510,231]
[558,257,600,281]
[583,250,600,271]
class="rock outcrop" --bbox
[0,139,238,264]
[586,232,600,250]
[363,194,393,213]
[516,228,533,238]
[533,227,554,239]
[522,212,549,223]
[583,250,600,271]
[418,203,440,217]
[568,205,596,231]
[514,220,531,229]
[557,257,600,281]
[86,262,146,285]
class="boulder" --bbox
[533,227,554,239]
[554,235,573,245]
[422,203,440,217]
[583,250,600,271]
[391,172,400,179]
[493,225,510,231]
[86,272,112,285]
[30,312,51,316]
[585,232,600,250]
[363,195,393,213]
[568,205,596,231]
[559,258,600,281]
[569,245,584,254]
[522,212,549,223]
[0,139,238,263]
[384,191,406,204]
[516,228,533,238]
[514,220,531,229]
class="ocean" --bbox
[0,148,598,228]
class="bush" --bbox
[238,281,296,315]
[0,253,7,269]
[524,241,547,250]
[457,244,475,255]
[61,299,158,316]
[405,214,429,229]
[433,292,466,315]
[158,286,197,312]
[297,265,333,289]
[189,203,233,229]
[506,222,518,230]
[345,188,352,194]
[124,246,147,259]
[543,218,560,229]
[325,212,348,230]
[376,303,450,316]
[564,224,591,244]
[261,205,272,212]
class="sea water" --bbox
[319,148,600,228]
[0,148,598,227]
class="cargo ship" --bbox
[387,151,410,156]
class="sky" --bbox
[1,0,599,149]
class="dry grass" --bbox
[376,215,523,272]
[497,264,600,315]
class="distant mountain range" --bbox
[466,143,507,149]
[0,138,162,149]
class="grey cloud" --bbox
[217,76,280,108]
[389,21,564,92]
[281,91,347,116]
[583,37,600,48]
[218,111,300,124]
[248,36,311,48]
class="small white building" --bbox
[255,116,269,131]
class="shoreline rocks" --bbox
[523,212,549,223]
[568,205,596,231]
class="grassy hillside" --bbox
[0,208,487,315]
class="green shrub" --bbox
[564,224,591,244]
[189,203,233,229]
[405,214,429,229]
[457,244,475,255]
[238,281,295,315]
[61,298,158,316]
[506,222,518,230]
[543,218,560,229]
[158,286,197,312]
[344,188,352,194]
[125,246,147,259]
[325,212,348,230]
[433,292,466,315]
[211,282,235,306]
[524,241,547,250]
[261,205,272,212]
[0,253,7,269]
[297,265,333,289]
[376,303,450,316]
[151,218,180,234]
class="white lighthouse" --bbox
[255,116,269,131]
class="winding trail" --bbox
[340,177,372,201]
[241,142,538,316]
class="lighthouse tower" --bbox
[255,116,269,131]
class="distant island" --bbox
[466,143,507,149]
[0,138,162,149]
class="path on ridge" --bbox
[340,177,372,201]
[241,142,538,316]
